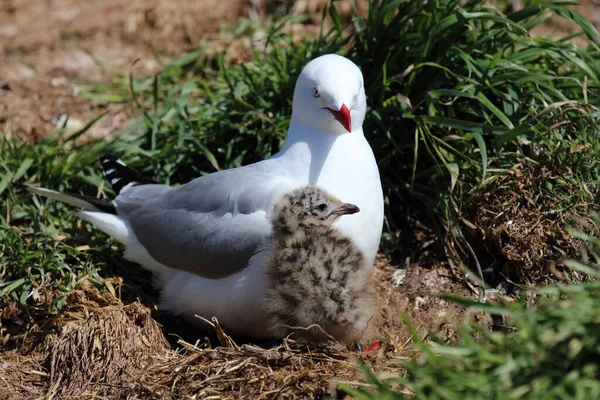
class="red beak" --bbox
[326,104,352,133]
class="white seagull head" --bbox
[292,54,366,134]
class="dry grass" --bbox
[0,319,405,399]
[134,338,376,399]
[462,162,599,285]
[0,259,422,399]
[47,302,169,398]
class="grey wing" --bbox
[114,163,300,279]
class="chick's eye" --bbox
[316,203,327,211]
[313,87,320,98]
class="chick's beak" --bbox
[326,104,352,133]
[330,203,360,216]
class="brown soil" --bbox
[529,1,600,46]
[0,0,252,143]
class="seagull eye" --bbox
[316,203,327,211]
[313,87,320,98]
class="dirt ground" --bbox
[0,0,252,142]
[0,0,364,143]
[1,0,599,398]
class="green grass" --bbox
[348,283,600,399]
[2,0,600,308]
[0,134,154,312]
[351,0,600,250]
[341,220,600,399]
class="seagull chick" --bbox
[264,186,375,345]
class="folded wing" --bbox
[114,163,300,279]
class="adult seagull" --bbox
[26,54,384,338]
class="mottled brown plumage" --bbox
[263,186,375,345]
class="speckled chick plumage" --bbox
[263,186,375,345]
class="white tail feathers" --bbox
[77,211,131,245]
[78,210,177,284]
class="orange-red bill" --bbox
[326,104,351,132]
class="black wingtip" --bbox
[99,154,157,195]
[99,154,119,165]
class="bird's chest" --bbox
[315,139,380,199]
[314,142,384,265]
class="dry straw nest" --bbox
[0,265,409,399]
